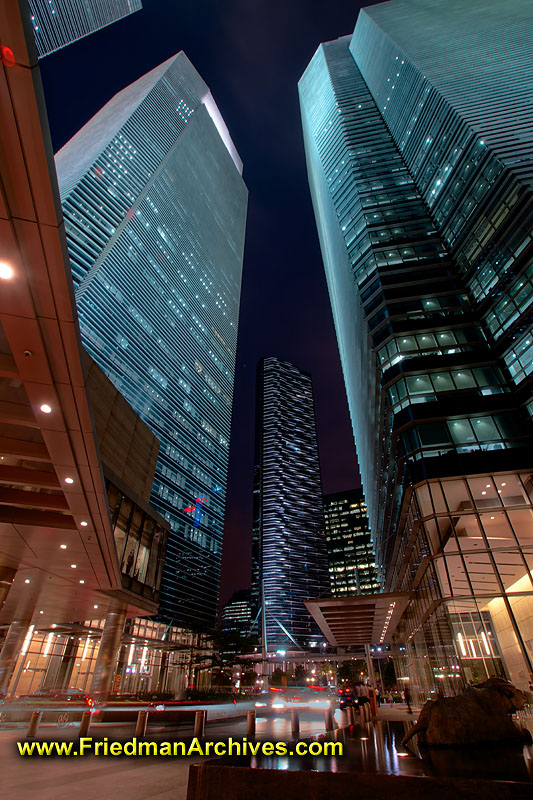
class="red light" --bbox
[184,506,195,513]
[0,46,15,68]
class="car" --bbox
[0,687,96,727]
[337,688,358,710]
[256,687,332,714]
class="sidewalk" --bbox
[374,704,419,722]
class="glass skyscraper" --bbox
[323,489,379,596]
[300,0,533,697]
[56,52,247,629]
[28,0,142,57]
[252,358,330,650]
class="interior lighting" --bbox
[0,262,14,279]
[60,544,67,549]
[64,477,74,485]
[70,564,77,569]
[80,521,88,527]
[40,404,52,414]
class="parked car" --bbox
[0,687,96,727]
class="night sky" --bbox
[40,0,382,608]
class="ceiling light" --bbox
[79,580,85,584]
[60,544,67,549]
[40,404,52,414]
[0,262,14,279]
[24,579,30,584]
[64,477,74,484]
[80,521,88,527]
[70,564,77,569]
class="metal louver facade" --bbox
[28,0,142,57]
[253,358,330,650]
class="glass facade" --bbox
[29,0,142,58]
[323,489,379,595]
[300,0,533,696]
[221,589,253,638]
[252,358,330,650]
[3,618,210,699]
[56,53,247,629]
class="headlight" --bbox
[255,702,267,707]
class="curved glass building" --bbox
[300,0,533,697]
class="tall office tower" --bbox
[252,358,329,650]
[28,0,142,57]
[300,0,533,694]
[56,53,247,628]
[222,589,253,638]
[323,490,379,596]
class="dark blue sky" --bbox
[40,0,380,606]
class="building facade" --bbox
[56,53,247,629]
[28,0,142,58]
[300,0,533,699]
[323,490,379,596]
[252,358,330,651]
[221,589,253,638]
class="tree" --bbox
[337,660,366,685]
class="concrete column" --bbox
[364,644,376,686]
[89,603,127,697]
[0,619,32,695]
[0,566,16,610]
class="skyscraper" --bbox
[56,52,247,629]
[253,358,329,651]
[28,0,142,58]
[300,0,533,696]
[323,490,379,596]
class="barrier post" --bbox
[247,709,256,737]
[78,711,91,738]
[324,707,334,732]
[290,709,299,738]
[26,711,42,738]
[135,709,149,737]
[193,709,206,738]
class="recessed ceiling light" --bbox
[0,262,14,280]
[80,521,88,527]
[70,564,77,569]
[39,610,44,614]
[64,477,74,484]
[79,579,85,584]
[60,544,67,549]
[93,605,98,609]
[40,404,52,414]
[24,579,30,584]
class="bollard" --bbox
[290,709,300,738]
[26,711,42,738]
[78,711,91,738]
[247,709,256,737]
[135,709,149,738]
[324,707,334,732]
[346,706,355,726]
[193,710,206,739]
